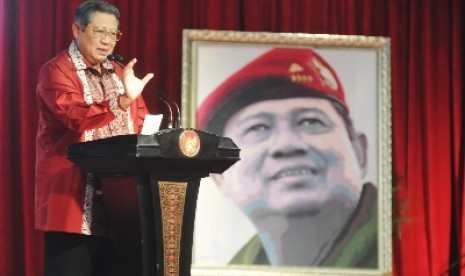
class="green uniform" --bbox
[230,183,378,268]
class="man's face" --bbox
[72,12,118,69]
[218,98,366,218]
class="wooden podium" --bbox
[67,128,240,276]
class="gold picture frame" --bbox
[181,29,392,276]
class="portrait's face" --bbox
[217,97,366,219]
[72,12,118,69]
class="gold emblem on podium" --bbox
[179,130,200,157]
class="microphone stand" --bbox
[172,101,181,128]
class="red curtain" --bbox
[0,0,463,275]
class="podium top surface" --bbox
[67,128,240,175]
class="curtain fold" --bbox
[0,0,463,275]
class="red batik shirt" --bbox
[35,41,148,235]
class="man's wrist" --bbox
[119,94,132,110]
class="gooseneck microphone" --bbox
[108,54,180,129]
[171,100,181,129]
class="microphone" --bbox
[172,101,181,129]
[107,54,178,129]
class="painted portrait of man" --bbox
[189,41,383,271]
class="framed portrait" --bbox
[181,30,392,276]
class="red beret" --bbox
[197,47,348,133]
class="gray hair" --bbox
[74,1,120,28]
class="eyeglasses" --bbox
[83,26,123,42]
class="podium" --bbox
[67,128,240,276]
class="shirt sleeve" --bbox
[36,61,116,133]
[131,94,149,134]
